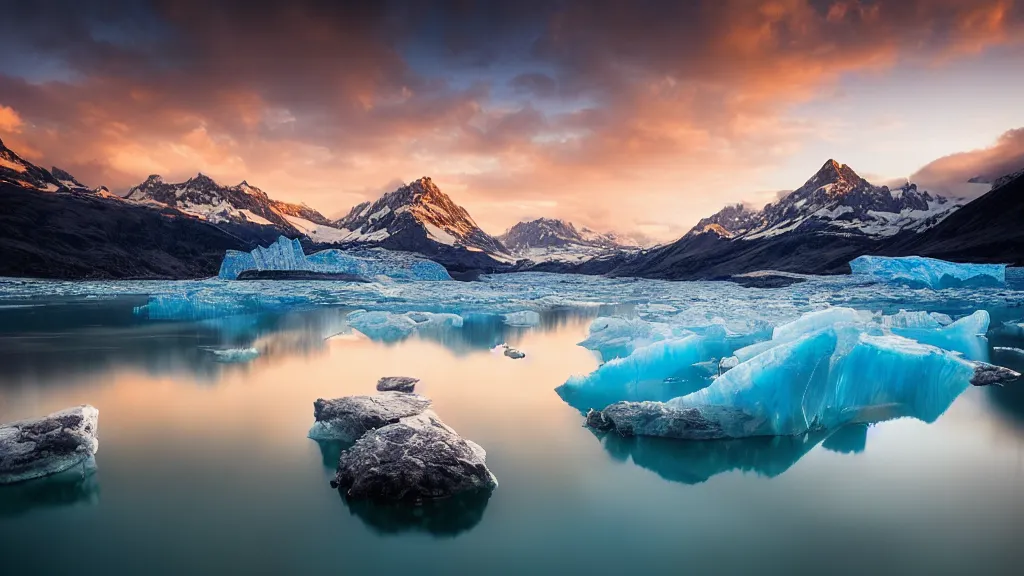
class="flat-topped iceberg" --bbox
[849,255,1006,289]
[218,236,451,281]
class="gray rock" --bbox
[1,405,99,485]
[503,346,525,359]
[586,401,762,440]
[970,362,1021,386]
[376,376,419,393]
[308,392,431,442]
[332,411,497,501]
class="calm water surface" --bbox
[1,298,1024,575]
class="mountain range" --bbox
[0,134,1020,280]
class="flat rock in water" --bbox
[333,411,497,501]
[308,392,431,442]
[376,376,419,393]
[0,405,99,485]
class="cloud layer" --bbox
[1,0,1022,239]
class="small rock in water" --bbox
[1,405,99,485]
[376,376,419,393]
[308,392,431,442]
[334,411,497,501]
[969,362,1021,387]
[503,346,526,359]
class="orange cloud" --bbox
[0,104,22,133]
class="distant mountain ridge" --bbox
[125,173,347,240]
[689,159,960,240]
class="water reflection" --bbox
[338,490,492,537]
[0,458,99,518]
[597,430,831,485]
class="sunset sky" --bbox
[1,0,1023,241]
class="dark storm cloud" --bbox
[0,0,1022,237]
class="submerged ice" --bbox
[850,255,1006,289]
[218,236,451,281]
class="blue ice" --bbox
[849,255,1006,289]
[577,317,689,361]
[217,236,451,281]
[669,330,982,437]
[503,311,541,327]
[347,310,464,343]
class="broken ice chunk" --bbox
[1,405,100,484]
[578,317,686,361]
[849,255,1006,289]
[209,347,260,363]
[347,310,463,343]
[502,311,541,327]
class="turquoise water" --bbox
[1,279,1024,575]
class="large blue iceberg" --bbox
[849,255,1006,289]
[579,306,1019,440]
[217,236,452,281]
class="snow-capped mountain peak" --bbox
[334,177,510,256]
[126,172,346,240]
[498,217,642,264]
[689,159,963,241]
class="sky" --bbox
[1,0,1023,242]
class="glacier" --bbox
[217,236,451,281]
[849,255,1006,289]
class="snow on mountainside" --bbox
[125,173,345,240]
[499,217,641,263]
[689,159,962,240]
[0,137,64,192]
[333,177,511,258]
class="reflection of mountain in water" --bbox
[338,489,492,537]
[0,458,99,518]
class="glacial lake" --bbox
[1,273,1024,575]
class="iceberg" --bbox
[347,310,463,343]
[218,236,451,281]
[578,317,688,361]
[1,405,100,484]
[849,255,1006,289]
[578,306,1020,440]
[558,327,730,411]
[502,311,541,327]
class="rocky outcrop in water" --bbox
[0,405,99,484]
[331,411,497,501]
[311,389,497,502]
[308,392,431,442]
[376,376,419,393]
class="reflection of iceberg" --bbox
[218,236,451,281]
[502,310,541,327]
[339,489,491,537]
[134,292,312,321]
[597,431,830,485]
[0,457,99,517]
[850,255,1006,289]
